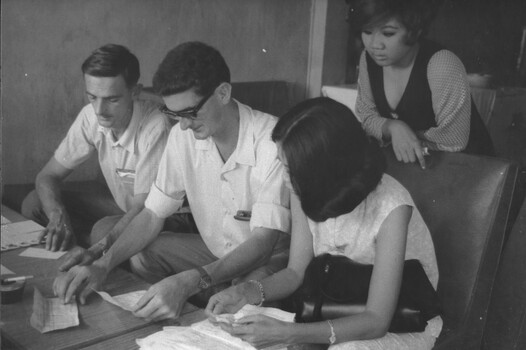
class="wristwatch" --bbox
[196,266,212,290]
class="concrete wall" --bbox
[1,0,315,185]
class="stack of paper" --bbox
[136,304,295,350]
[1,220,44,251]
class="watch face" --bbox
[199,275,211,289]
[197,267,212,290]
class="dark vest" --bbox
[366,40,494,156]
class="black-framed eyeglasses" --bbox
[159,91,214,120]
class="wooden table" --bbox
[0,205,202,349]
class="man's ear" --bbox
[131,84,143,99]
[216,82,232,105]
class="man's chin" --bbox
[97,118,113,128]
[192,128,209,140]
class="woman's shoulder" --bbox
[368,174,414,209]
[427,48,466,76]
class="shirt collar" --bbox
[194,100,256,167]
[97,100,140,153]
[233,100,256,166]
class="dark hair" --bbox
[152,41,230,97]
[347,0,440,44]
[81,44,140,87]
[272,97,386,222]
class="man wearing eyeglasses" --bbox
[21,44,173,256]
[53,42,291,320]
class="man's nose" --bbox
[93,99,106,115]
[178,117,192,130]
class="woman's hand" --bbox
[385,120,426,169]
[218,314,291,348]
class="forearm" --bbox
[381,119,394,141]
[205,229,282,286]
[253,267,302,303]
[105,198,147,247]
[361,109,388,142]
[284,312,388,345]
[35,173,66,216]
[95,208,164,271]
[421,120,469,152]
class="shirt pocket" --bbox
[116,168,136,186]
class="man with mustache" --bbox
[21,44,176,255]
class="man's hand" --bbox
[53,262,108,304]
[39,208,75,251]
[132,272,196,322]
[206,284,252,316]
[59,246,100,272]
[385,120,426,169]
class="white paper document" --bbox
[96,290,146,312]
[95,289,197,316]
[30,288,79,333]
[19,247,66,260]
[1,220,44,251]
[1,264,15,275]
[1,215,12,225]
[136,304,295,350]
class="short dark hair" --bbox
[272,97,386,222]
[347,0,439,44]
[81,44,140,87]
[152,41,231,97]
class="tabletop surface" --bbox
[0,205,203,350]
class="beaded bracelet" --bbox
[327,320,336,345]
[247,280,265,307]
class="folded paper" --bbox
[30,288,79,333]
[95,289,146,312]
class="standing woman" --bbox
[352,0,493,168]
[206,98,442,349]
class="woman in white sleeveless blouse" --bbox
[206,98,442,349]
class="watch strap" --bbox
[196,266,212,290]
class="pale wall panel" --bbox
[1,0,311,184]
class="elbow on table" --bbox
[359,311,392,340]
[365,322,390,340]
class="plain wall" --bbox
[1,0,316,185]
[321,0,350,87]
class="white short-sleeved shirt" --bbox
[145,100,291,258]
[54,99,171,212]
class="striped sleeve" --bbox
[422,50,471,151]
